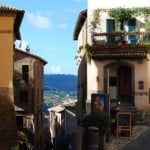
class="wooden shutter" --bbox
[106,19,115,44]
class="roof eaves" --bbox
[15,48,48,65]
[73,9,87,40]
[0,4,25,40]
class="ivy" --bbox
[109,7,150,20]
[109,8,133,21]
[90,9,101,33]
[108,7,150,30]
[133,7,150,18]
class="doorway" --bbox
[118,66,132,103]
[104,62,134,106]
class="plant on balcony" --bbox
[108,8,132,30]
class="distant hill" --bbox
[44,74,77,92]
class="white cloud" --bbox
[26,12,52,29]
[50,65,61,73]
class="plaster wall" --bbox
[87,58,150,110]
[0,15,15,87]
[0,14,17,149]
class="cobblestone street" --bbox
[104,124,150,150]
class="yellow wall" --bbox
[0,15,15,87]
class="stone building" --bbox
[73,0,150,121]
[14,47,47,149]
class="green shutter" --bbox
[128,18,137,44]
[106,19,115,44]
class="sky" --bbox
[1,0,87,75]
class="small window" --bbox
[20,90,28,102]
[109,77,117,86]
[16,116,23,128]
[138,81,144,90]
[22,65,29,83]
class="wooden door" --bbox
[118,66,132,99]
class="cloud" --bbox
[48,65,61,74]
[26,12,52,29]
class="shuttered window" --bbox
[106,19,115,44]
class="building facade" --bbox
[14,47,47,149]
[74,0,150,121]
[0,4,47,149]
[0,5,24,149]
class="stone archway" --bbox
[104,61,134,106]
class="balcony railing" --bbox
[91,32,150,59]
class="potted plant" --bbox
[80,110,111,150]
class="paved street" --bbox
[104,124,150,150]
[122,128,150,150]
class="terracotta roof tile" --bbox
[0,4,23,12]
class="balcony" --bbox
[91,32,150,59]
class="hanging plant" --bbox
[76,43,92,63]
[84,43,92,63]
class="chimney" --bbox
[26,45,30,53]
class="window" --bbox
[16,116,23,128]
[20,90,28,102]
[128,18,138,44]
[22,65,29,83]
[138,81,144,90]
